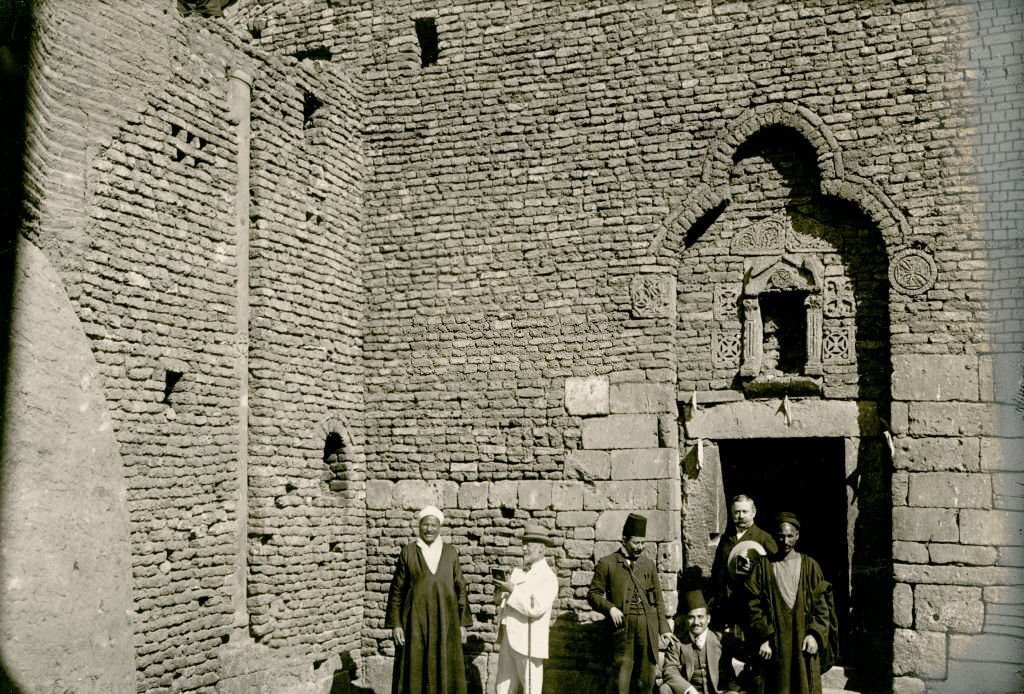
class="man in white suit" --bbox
[493,522,559,694]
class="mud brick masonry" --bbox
[0,1,1021,693]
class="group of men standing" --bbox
[384,497,835,694]
[588,499,836,694]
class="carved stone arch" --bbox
[647,102,911,256]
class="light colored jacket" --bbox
[499,558,558,659]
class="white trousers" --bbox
[495,635,545,694]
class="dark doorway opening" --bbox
[718,437,849,662]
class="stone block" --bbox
[892,354,979,402]
[610,383,677,415]
[892,629,946,679]
[908,403,995,436]
[610,448,675,480]
[893,472,909,506]
[556,511,598,528]
[915,585,984,633]
[583,481,658,511]
[686,400,859,438]
[658,478,681,513]
[564,539,593,559]
[892,676,926,694]
[993,472,1024,510]
[489,481,518,509]
[949,633,1024,664]
[595,510,671,541]
[908,472,992,509]
[894,564,1021,586]
[894,436,980,472]
[894,583,913,627]
[581,415,659,449]
[891,402,909,435]
[984,585,1024,604]
[893,507,959,542]
[458,482,489,510]
[980,437,1024,471]
[594,540,620,558]
[518,481,551,510]
[928,660,1024,694]
[959,509,1024,546]
[564,450,611,481]
[997,544,1024,566]
[366,480,393,510]
[565,376,609,416]
[551,482,584,511]
[430,480,458,510]
[928,543,997,565]
[393,480,435,510]
[893,541,929,564]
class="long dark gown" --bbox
[744,553,832,694]
[385,541,472,694]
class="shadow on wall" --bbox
[329,651,375,694]
[0,0,30,689]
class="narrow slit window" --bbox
[415,18,439,67]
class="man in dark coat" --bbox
[588,513,672,694]
[385,505,473,694]
[709,494,777,634]
[744,512,835,694]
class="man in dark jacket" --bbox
[709,494,777,634]
[588,513,672,694]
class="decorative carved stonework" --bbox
[629,275,671,318]
[804,294,823,376]
[824,277,856,317]
[823,326,854,363]
[713,284,740,321]
[889,247,937,296]
[713,331,742,368]
[740,298,763,377]
[730,214,787,255]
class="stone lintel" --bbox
[685,399,861,439]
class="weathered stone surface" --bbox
[929,659,1024,694]
[894,541,929,564]
[894,583,914,628]
[980,437,1024,471]
[366,480,394,509]
[582,415,659,449]
[584,481,659,510]
[565,376,610,416]
[551,482,584,511]
[893,507,959,542]
[915,585,984,633]
[908,472,992,509]
[893,471,910,506]
[685,399,860,439]
[556,511,598,529]
[489,481,518,509]
[892,676,926,694]
[610,448,676,480]
[393,480,435,510]
[892,354,979,402]
[928,543,998,565]
[992,472,1024,510]
[595,510,671,541]
[565,450,611,481]
[959,509,1024,546]
[893,629,946,679]
[610,383,677,415]
[458,482,489,509]
[518,481,552,510]
[908,403,996,437]
[948,633,1024,664]
[997,544,1024,567]
[894,436,980,471]
[895,564,1021,586]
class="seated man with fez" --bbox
[658,589,740,694]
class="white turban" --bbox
[417,505,444,524]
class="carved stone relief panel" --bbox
[713,284,740,321]
[824,277,856,317]
[712,330,742,368]
[822,326,854,363]
[730,214,787,255]
[630,275,672,318]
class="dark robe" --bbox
[709,523,778,630]
[385,542,473,694]
[744,553,832,694]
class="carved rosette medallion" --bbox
[889,248,937,296]
[713,284,740,321]
[630,275,671,318]
[824,277,855,317]
[822,326,854,363]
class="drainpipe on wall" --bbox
[227,67,252,637]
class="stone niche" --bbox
[739,253,824,395]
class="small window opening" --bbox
[292,46,332,62]
[323,431,345,464]
[415,18,439,67]
[759,292,807,375]
[303,91,322,129]
[163,370,183,405]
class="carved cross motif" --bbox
[822,326,854,363]
[713,331,742,367]
[889,248,937,296]
[630,275,671,318]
